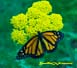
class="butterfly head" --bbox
[37,31,41,35]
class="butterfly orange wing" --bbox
[16,31,64,59]
[42,31,64,51]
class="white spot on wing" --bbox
[22,53,24,55]
[20,50,23,52]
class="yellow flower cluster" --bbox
[10,1,64,45]
[49,13,63,31]
[32,1,52,14]
[11,29,27,44]
[10,13,27,30]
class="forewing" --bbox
[42,31,64,51]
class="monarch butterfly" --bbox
[16,31,64,60]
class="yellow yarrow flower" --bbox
[50,13,63,30]
[10,13,27,30]
[11,29,27,44]
[26,7,45,19]
[10,1,64,45]
[32,1,52,14]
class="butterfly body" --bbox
[16,31,64,60]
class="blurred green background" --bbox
[0,0,77,68]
